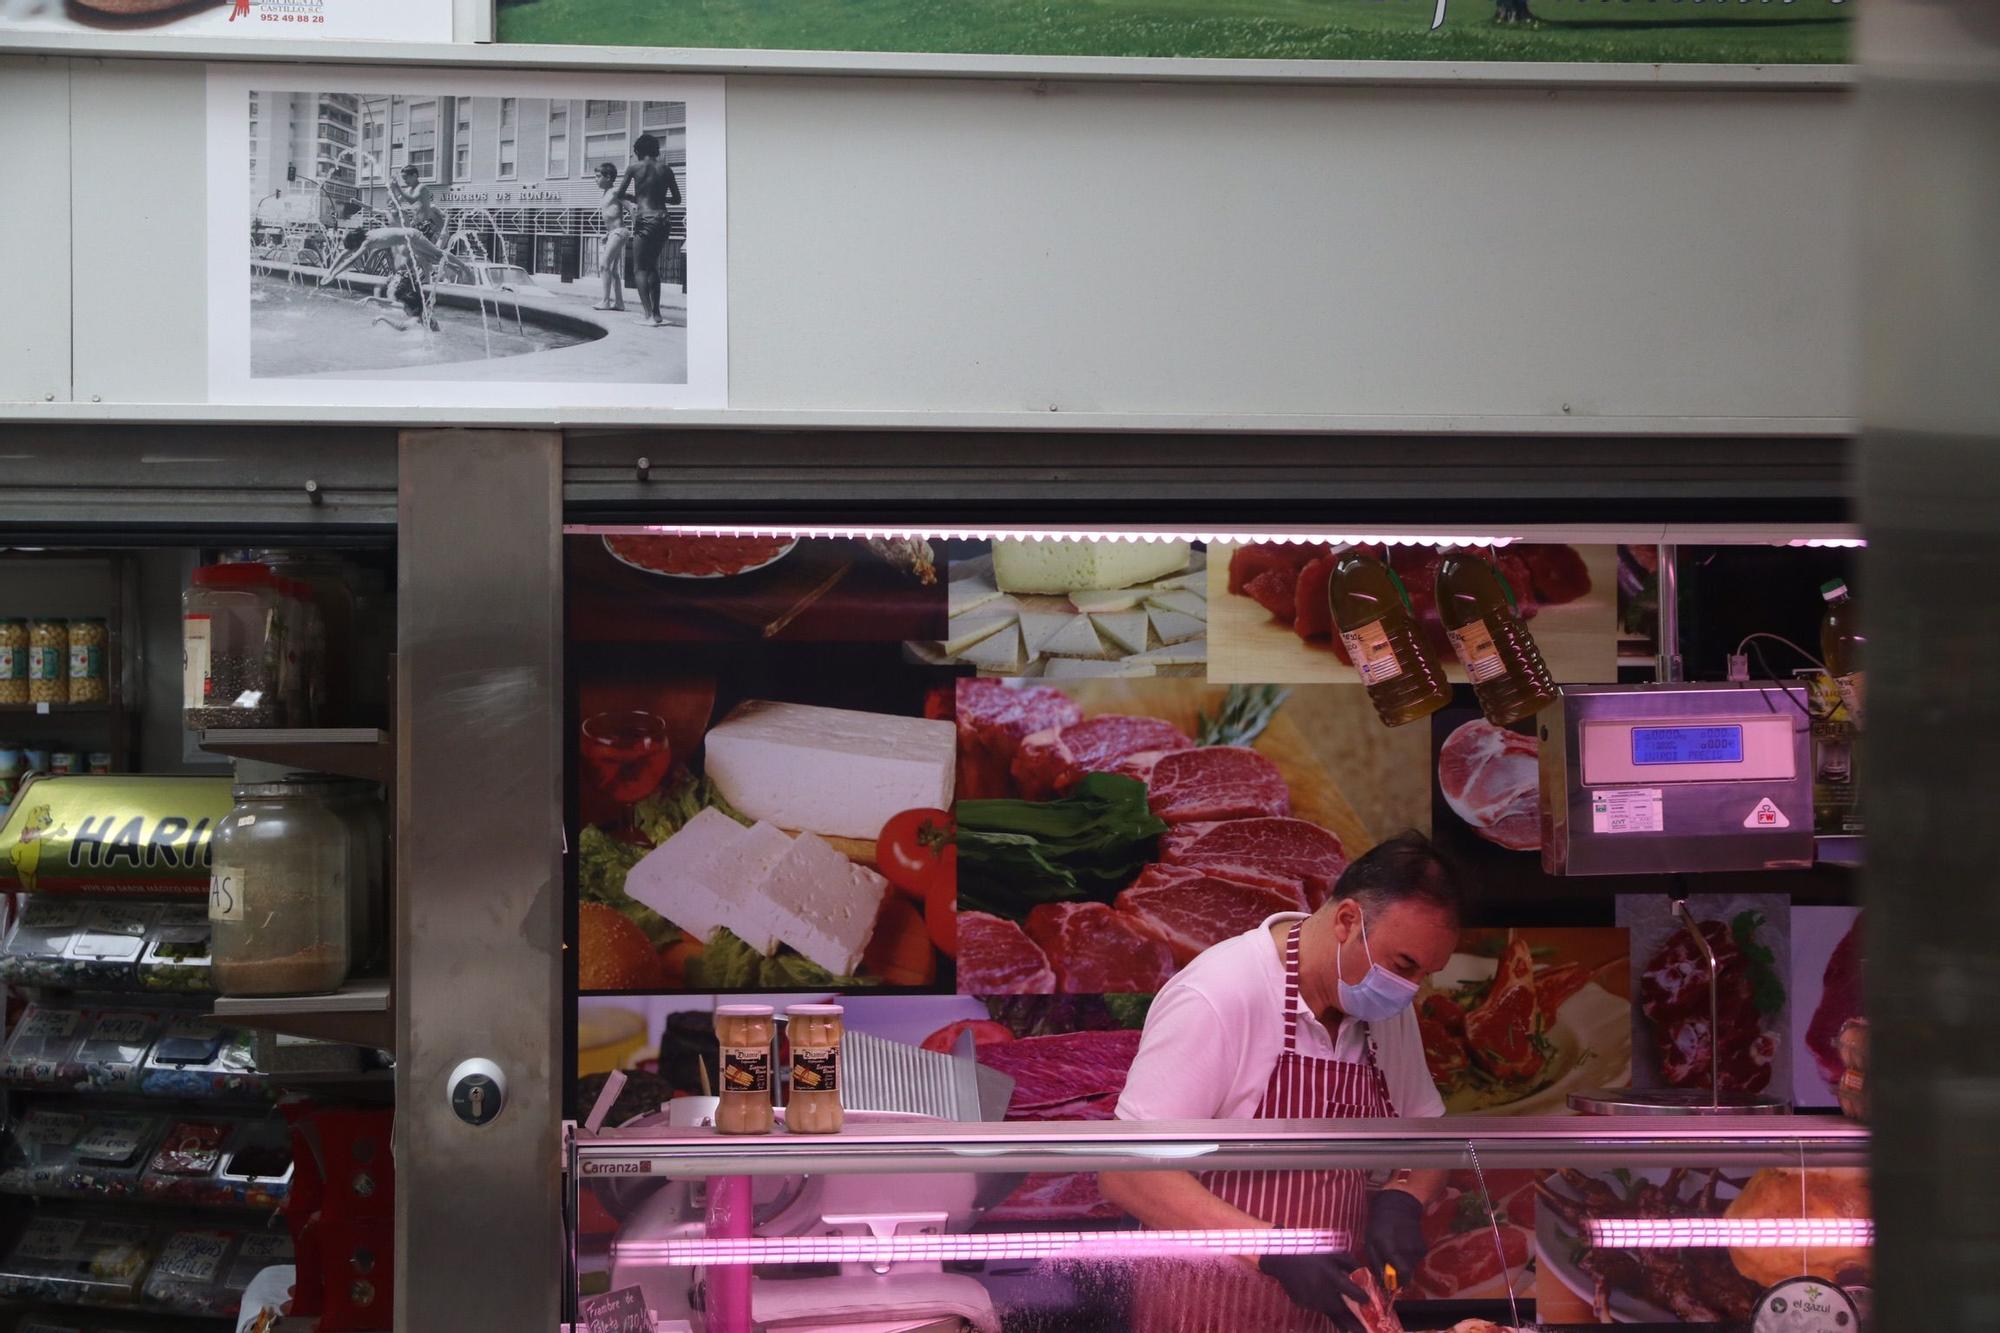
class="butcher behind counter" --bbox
[1099,832,1463,1333]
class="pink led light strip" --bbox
[614,1226,1351,1267]
[1585,1218,1874,1249]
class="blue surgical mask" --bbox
[1335,908,1420,1022]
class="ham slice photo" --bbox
[1437,718,1541,854]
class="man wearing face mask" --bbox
[1100,831,1462,1333]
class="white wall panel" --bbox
[70,59,208,405]
[1,57,72,404]
[727,76,1856,422]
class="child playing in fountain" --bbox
[594,162,631,313]
[611,133,681,328]
[390,165,447,244]
[321,225,448,286]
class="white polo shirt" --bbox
[1116,913,1445,1123]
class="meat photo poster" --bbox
[1615,892,1793,1100]
[1792,905,1864,1110]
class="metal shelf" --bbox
[571,1114,1869,1180]
[212,977,393,1050]
[197,727,392,784]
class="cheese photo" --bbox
[572,644,959,994]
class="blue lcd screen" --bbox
[1631,724,1745,766]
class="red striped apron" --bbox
[1129,923,1395,1333]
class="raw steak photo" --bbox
[1011,714,1195,799]
[1438,718,1542,853]
[957,911,1058,994]
[1160,817,1347,905]
[1025,902,1178,994]
[1115,745,1290,824]
[1115,864,1305,964]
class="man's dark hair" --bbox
[400,164,420,179]
[1329,830,1464,926]
[342,228,365,252]
[597,162,618,178]
[632,133,660,160]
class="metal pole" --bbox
[1655,543,1681,683]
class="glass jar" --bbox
[324,780,385,972]
[50,751,80,776]
[27,619,67,705]
[785,1004,844,1135]
[87,753,114,775]
[209,778,351,996]
[252,550,357,727]
[183,564,281,730]
[67,619,109,705]
[714,1005,776,1135]
[283,578,326,726]
[0,620,27,704]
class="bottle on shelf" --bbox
[1820,578,1864,729]
[1436,549,1560,726]
[1328,551,1453,728]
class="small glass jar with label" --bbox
[208,776,350,996]
[27,619,67,705]
[0,620,27,705]
[67,619,109,705]
[785,1004,844,1135]
[713,1005,775,1135]
[50,752,80,777]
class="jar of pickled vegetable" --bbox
[0,621,27,705]
[714,1004,775,1135]
[27,619,66,705]
[785,1004,844,1134]
[67,618,108,705]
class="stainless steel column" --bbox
[1858,4,2000,1329]
[397,430,564,1330]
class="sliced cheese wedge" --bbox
[1043,657,1159,679]
[1148,607,1207,646]
[1018,609,1079,658]
[1144,588,1209,620]
[943,612,1017,656]
[1129,637,1207,666]
[1040,614,1116,659]
[960,624,1025,675]
[1147,570,1209,595]
[1068,587,1149,614]
[1091,610,1152,656]
[948,575,1005,618]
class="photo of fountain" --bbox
[228,85,717,393]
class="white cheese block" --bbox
[1091,610,1152,656]
[1017,609,1079,658]
[1144,589,1209,620]
[1039,615,1115,659]
[1148,607,1207,646]
[1130,637,1208,666]
[960,624,1025,675]
[623,809,793,954]
[1042,657,1158,679]
[1067,587,1150,613]
[704,700,956,840]
[948,575,1005,618]
[942,612,1016,656]
[1146,570,1209,595]
[991,540,1190,593]
[755,831,889,976]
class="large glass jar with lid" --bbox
[250,549,357,726]
[322,779,385,973]
[209,768,351,996]
[183,564,281,729]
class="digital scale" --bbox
[1542,683,1812,1115]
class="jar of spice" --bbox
[785,1004,844,1135]
[183,564,281,729]
[68,619,109,705]
[714,1004,776,1135]
[88,753,114,775]
[50,751,80,776]
[0,620,27,704]
[28,619,67,705]
[209,771,351,996]
[252,550,356,726]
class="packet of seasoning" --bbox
[0,1005,88,1087]
[0,898,88,987]
[138,903,214,994]
[59,1009,163,1093]
[0,774,232,897]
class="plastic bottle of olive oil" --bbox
[1328,551,1452,728]
[1436,550,1560,726]
[1820,579,1864,729]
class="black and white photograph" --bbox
[205,68,727,409]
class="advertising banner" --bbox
[1,0,451,41]
[499,0,1852,66]
[205,67,729,410]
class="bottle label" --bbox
[1835,671,1865,728]
[1340,620,1406,686]
[721,1045,771,1094]
[208,864,247,924]
[182,617,211,710]
[1446,620,1508,684]
[27,646,62,682]
[68,644,103,680]
[0,646,20,680]
[791,1044,840,1093]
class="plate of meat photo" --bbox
[1417,928,1632,1117]
[1535,1167,1762,1324]
[602,533,800,580]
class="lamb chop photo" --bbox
[1536,1166,1761,1323]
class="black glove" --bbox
[1257,1252,1368,1333]
[1365,1188,1428,1287]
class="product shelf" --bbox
[211,978,392,1050]
[195,728,392,785]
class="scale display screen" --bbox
[1630,724,1745,766]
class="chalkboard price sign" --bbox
[578,1286,654,1333]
